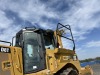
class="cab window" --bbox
[44,34,55,50]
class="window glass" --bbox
[23,32,40,73]
[44,34,55,50]
[27,44,34,57]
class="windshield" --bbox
[23,32,41,73]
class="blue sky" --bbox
[0,0,100,60]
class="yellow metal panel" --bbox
[0,53,11,75]
[10,47,23,75]
[0,45,14,75]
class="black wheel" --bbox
[68,70,78,75]
[59,68,78,75]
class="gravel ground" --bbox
[91,64,100,75]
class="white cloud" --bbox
[84,40,100,48]
[76,48,87,60]
[0,10,13,29]
[0,0,58,25]
[0,10,19,45]
[1,0,100,36]
[0,0,100,59]
[0,25,21,41]
[61,37,74,50]
[61,0,100,41]
[0,10,21,42]
[1,0,100,28]
[76,40,100,59]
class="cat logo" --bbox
[0,47,10,53]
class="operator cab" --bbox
[15,27,56,74]
[14,23,75,74]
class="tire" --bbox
[68,70,78,75]
[59,68,78,75]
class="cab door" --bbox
[23,31,46,74]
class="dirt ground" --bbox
[91,64,100,75]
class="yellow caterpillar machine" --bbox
[0,23,93,75]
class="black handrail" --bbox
[25,26,36,30]
[56,23,76,51]
[12,36,16,46]
[0,40,12,46]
